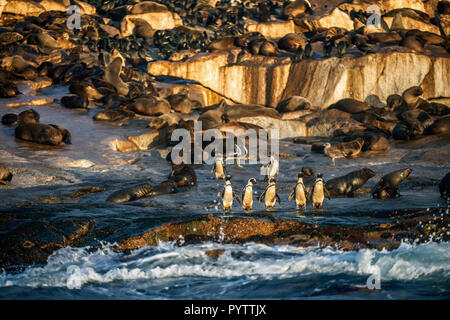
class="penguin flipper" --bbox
[258,189,266,202]
[276,193,281,204]
[288,190,295,202]
[211,164,216,175]
[233,191,241,204]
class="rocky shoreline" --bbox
[0,0,449,272]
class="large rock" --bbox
[148,49,450,108]
[118,212,449,251]
[245,19,297,38]
[120,4,183,37]
[3,0,45,16]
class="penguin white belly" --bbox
[215,163,225,179]
[313,182,324,207]
[223,185,233,209]
[296,184,307,207]
[243,187,253,209]
[265,185,277,208]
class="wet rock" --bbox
[120,3,183,37]
[3,0,45,16]
[0,216,96,269]
[439,172,450,199]
[118,212,449,251]
[127,123,171,150]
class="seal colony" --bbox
[0,0,449,272]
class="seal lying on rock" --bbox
[326,168,376,196]
[61,95,89,109]
[372,168,412,199]
[2,109,40,126]
[328,98,371,114]
[439,172,450,200]
[0,163,13,185]
[128,96,171,116]
[93,109,136,122]
[276,96,311,113]
[15,123,71,145]
[165,163,197,187]
[425,115,450,135]
[402,86,423,109]
[107,183,177,203]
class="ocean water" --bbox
[0,241,449,299]
[0,86,449,299]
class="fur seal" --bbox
[386,94,408,112]
[276,96,311,113]
[15,123,71,145]
[93,109,136,122]
[107,182,177,203]
[129,96,171,116]
[418,102,450,116]
[439,172,450,200]
[242,178,257,210]
[259,177,281,209]
[326,168,375,197]
[402,86,423,109]
[2,109,40,126]
[278,33,306,52]
[398,109,434,136]
[2,114,18,126]
[288,173,307,210]
[0,80,19,98]
[69,81,104,101]
[328,99,371,114]
[222,175,241,211]
[344,130,389,152]
[167,163,197,187]
[61,95,89,109]
[104,57,129,96]
[372,168,412,199]
[283,0,313,19]
[425,115,450,135]
[0,163,13,185]
[259,40,278,56]
[367,32,402,44]
[166,91,197,115]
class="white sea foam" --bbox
[0,241,448,290]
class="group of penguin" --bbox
[212,154,328,211]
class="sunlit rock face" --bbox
[120,6,183,37]
[2,0,45,16]
[147,49,449,108]
[245,19,297,38]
